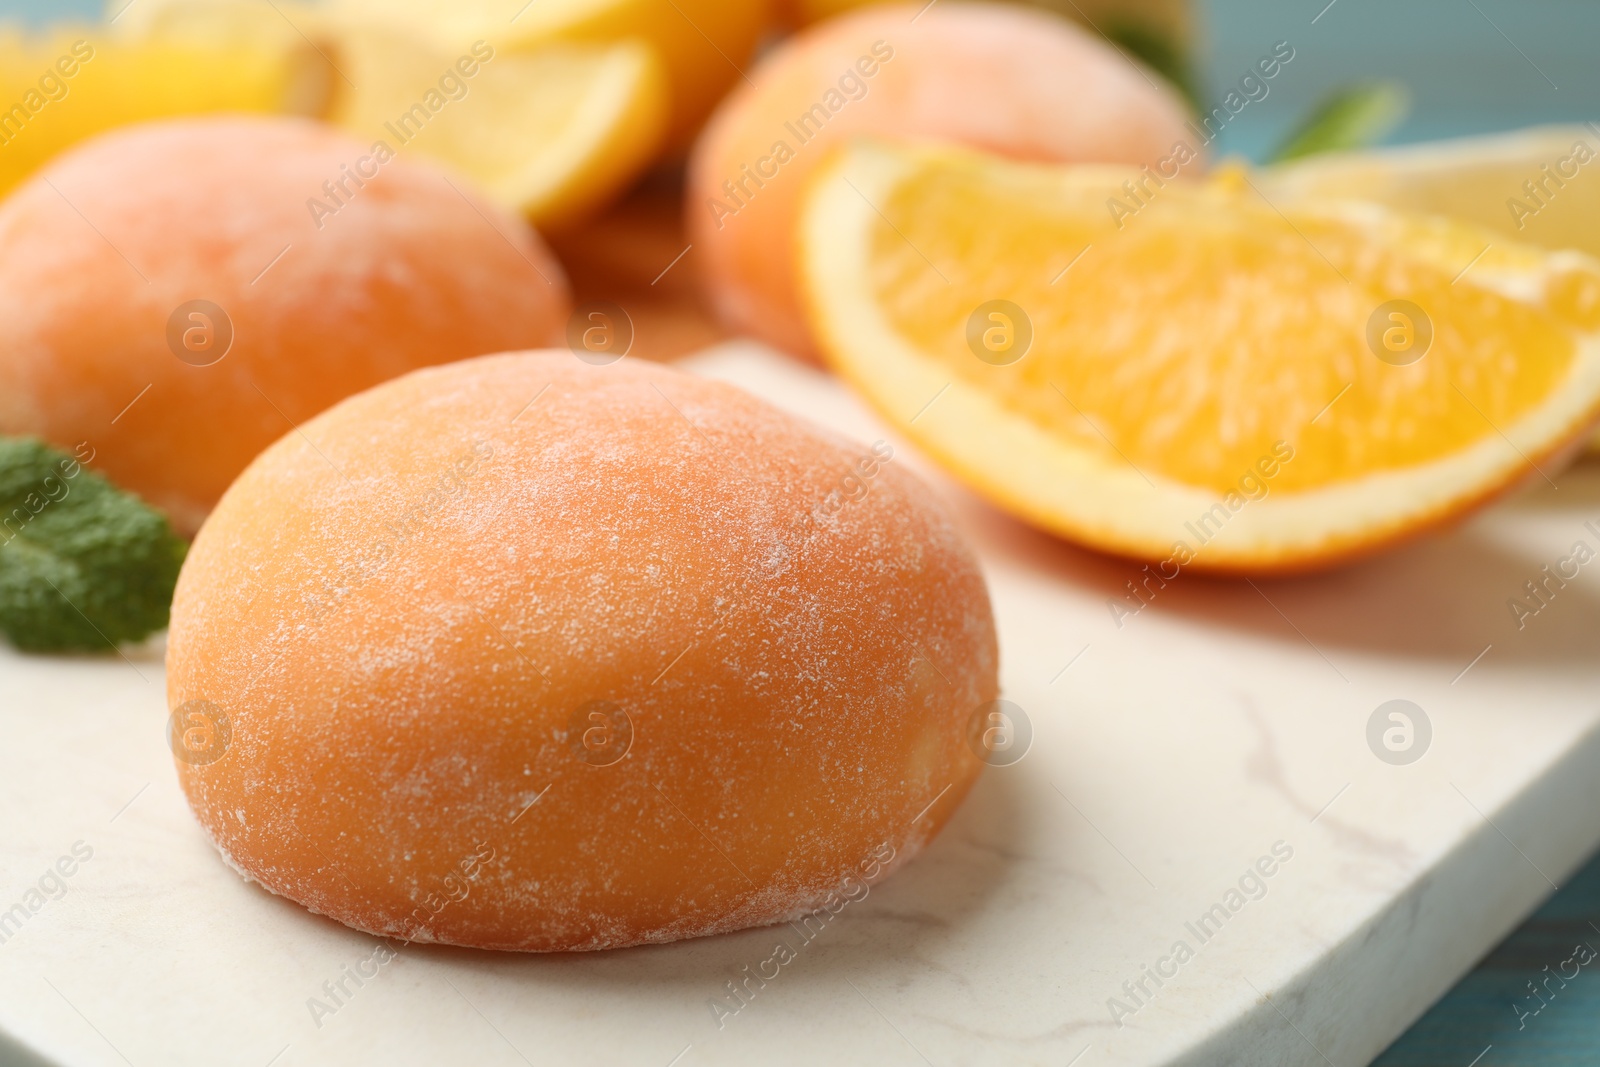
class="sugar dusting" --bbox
[168,352,997,951]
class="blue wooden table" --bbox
[1,0,1596,1061]
[1377,853,1600,1066]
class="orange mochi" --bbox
[688,0,1197,358]
[0,115,569,535]
[166,353,999,951]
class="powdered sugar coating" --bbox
[167,352,997,951]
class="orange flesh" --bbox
[873,165,1584,493]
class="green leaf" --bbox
[0,437,187,653]
[1268,81,1411,164]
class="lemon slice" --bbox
[323,0,767,148]
[0,22,329,198]
[800,139,1600,573]
[326,26,666,229]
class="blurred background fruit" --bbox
[327,25,667,229]
[687,0,1199,359]
[322,0,769,150]
[779,0,1198,104]
[0,19,331,198]
[0,115,569,535]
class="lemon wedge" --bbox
[326,25,666,229]
[322,0,767,148]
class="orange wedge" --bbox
[1263,125,1600,453]
[799,140,1600,573]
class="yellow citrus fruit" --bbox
[800,140,1600,573]
[1262,125,1600,264]
[109,0,339,115]
[323,0,768,149]
[0,21,329,199]
[116,0,667,228]
[326,25,666,229]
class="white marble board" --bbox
[2,343,1599,1067]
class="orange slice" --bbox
[1263,125,1600,452]
[799,140,1600,573]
